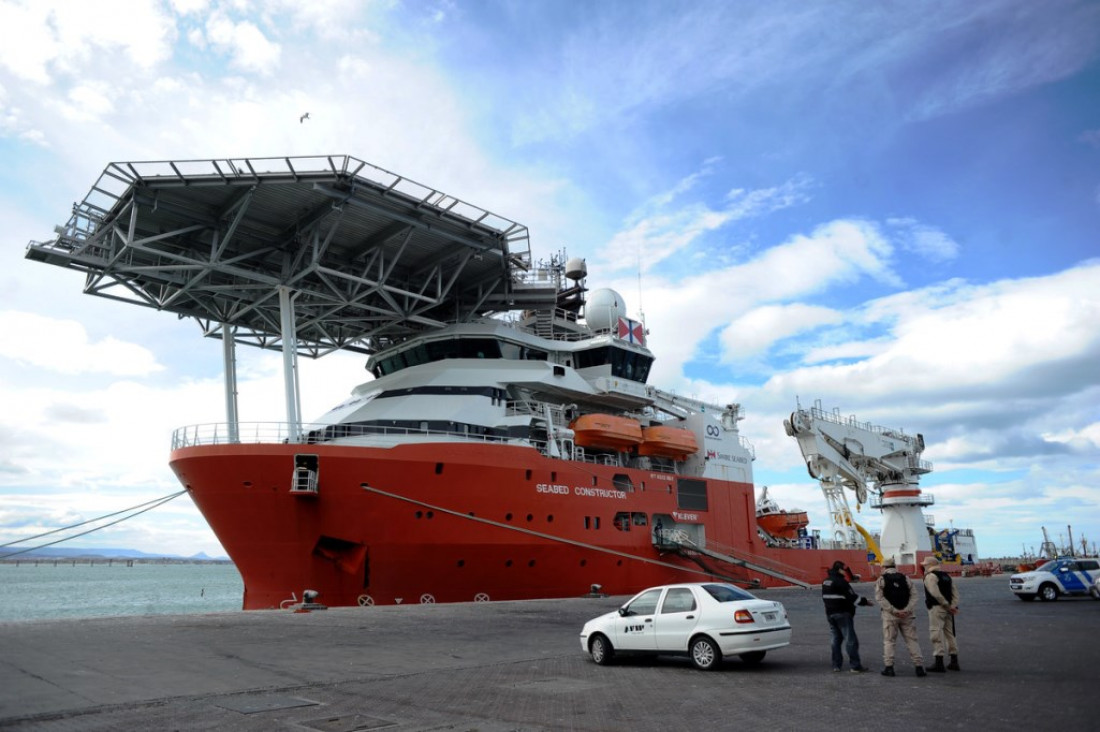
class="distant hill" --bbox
[1,546,230,562]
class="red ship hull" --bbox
[171,440,874,610]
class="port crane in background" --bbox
[784,400,934,567]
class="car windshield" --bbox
[701,583,756,602]
[1035,561,1058,572]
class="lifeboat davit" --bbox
[570,414,643,451]
[637,425,699,460]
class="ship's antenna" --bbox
[636,240,646,328]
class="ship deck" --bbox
[1,575,1095,731]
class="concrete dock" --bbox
[1,575,1096,731]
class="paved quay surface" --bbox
[1,574,1097,731]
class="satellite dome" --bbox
[564,257,587,281]
[585,288,627,332]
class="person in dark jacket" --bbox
[922,555,960,672]
[822,560,872,672]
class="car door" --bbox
[654,587,701,652]
[1056,561,1088,593]
[614,588,662,650]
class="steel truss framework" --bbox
[26,155,550,358]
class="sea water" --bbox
[0,561,244,622]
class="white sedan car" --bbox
[579,582,791,670]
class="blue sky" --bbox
[1,0,1098,559]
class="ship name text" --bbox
[536,483,627,500]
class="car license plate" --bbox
[763,612,776,621]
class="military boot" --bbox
[916,666,927,677]
[881,666,895,677]
[947,654,960,671]
[928,656,946,672]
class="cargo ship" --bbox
[27,155,948,611]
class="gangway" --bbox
[655,530,813,589]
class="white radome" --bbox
[585,288,626,333]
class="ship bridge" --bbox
[25,155,558,435]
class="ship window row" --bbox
[574,346,653,383]
[375,385,507,404]
[371,338,549,377]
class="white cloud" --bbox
[604,217,897,389]
[887,217,960,262]
[719,304,843,361]
[599,169,814,274]
[0,312,163,376]
[0,0,174,84]
[202,10,281,74]
[63,81,116,122]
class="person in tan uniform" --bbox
[874,556,926,677]
[922,555,960,672]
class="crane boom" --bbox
[784,400,935,567]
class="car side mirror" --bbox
[618,607,629,617]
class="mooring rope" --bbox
[0,490,187,560]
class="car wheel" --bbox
[690,636,722,671]
[1038,583,1059,602]
[1091,587,1100,600]
[739,651,766,665]
[1016,593,1036,601]
[589,634,615,666]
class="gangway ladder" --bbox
[291,454,319,496]
[655,529,813,589]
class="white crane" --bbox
[784,400,934,567]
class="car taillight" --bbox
[734,609,755,624]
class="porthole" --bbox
[547,515,554,523]
[506,512,513,521]
[528,560,536,567]
[526,514,533,522]
[457,560,465,568]
[426,511,434,519]
[505,559,513,567]
[415,511,423,519]
[435,463,444,474]
[616,560,623,566]
[580,559,587,567]
[525,469,532,480]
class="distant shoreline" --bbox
[1,557,234,566]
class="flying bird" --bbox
[300,112,310,123]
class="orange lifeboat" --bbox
[637,425,699,460]
[756,511,810,540]
[755,486,810,540]
[570,414,643,451]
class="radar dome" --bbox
[564,257,587,281]
[585,288,627,332]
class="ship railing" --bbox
[804,399,915,441]
[869,492,935,508]
[699,538,810,579]
[172,422,535,449]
